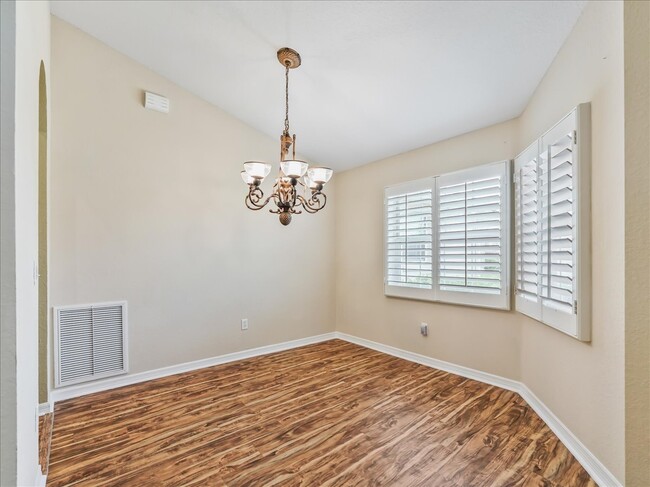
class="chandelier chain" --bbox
[284,64,290,134]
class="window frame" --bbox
[514,104,591,341]
[383,160,511,311]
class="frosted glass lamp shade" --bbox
[307,167,333,184]
[243,161,272,180]
[303,175,319,189]
[241,171,256,185]
[280,160,309,178]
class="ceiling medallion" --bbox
[241,48,333,226]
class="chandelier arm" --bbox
[296,192,327,213]
[245,186,276,211]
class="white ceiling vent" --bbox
[144,91,170,113]
[54,301,128,388]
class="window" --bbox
[384,160,510,310]
[514,104,591,340]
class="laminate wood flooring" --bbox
[47,339,595,486]
[39,412,53,475]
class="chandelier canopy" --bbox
[241,48,333,226]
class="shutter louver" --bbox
[386,189,433,289]
[540,131,575,314]
[515,149,540,304]
[439,176,502,294]
[55,302,128,387]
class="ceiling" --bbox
[51,1,587,171]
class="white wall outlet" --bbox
[420,322,428,337]
[241,318,249,331]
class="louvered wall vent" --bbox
[54,301,128,387]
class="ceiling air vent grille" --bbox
[54,302,128,387]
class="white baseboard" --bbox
[50,332,337,403]
[34,468,47,487]
[38,402,52,416]
[334,332,622,487]
[519,385,622,487]
[333,332,521,393]
[46,330,621,487]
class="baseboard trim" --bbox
[34,468,47,487]
[38,402,52,416]
[333,332,520,393]
[50,332,337,403]
[519,385,622,487]
[334,332,622,487]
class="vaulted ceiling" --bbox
[51,1,586,171]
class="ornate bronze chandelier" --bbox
[241,48,333,226]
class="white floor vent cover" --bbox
[54,301,128,388]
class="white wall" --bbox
[517,1,625,480]
[49,18,335,380]
[0,1,51,485]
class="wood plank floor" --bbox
[48,340,595,486]
[39,412,53,475]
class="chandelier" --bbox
[241,48,333,226]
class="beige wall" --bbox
[517,1,625,480]
[50,18,335,379]
[624,2,650,486]
[335,119,522,380]
[335,0,625,482]
[50,1,636,484]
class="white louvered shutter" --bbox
[385,179,435,300]
[539,111,578,334]
[54,302,128,387]
[436,161,510,309]
[513,104,591,341]
[514,143,542,320]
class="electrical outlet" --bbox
[241,318,249,331]
[420,322,428,337]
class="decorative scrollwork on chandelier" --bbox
[241,48,333,226]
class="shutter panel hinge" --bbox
[573,300,578,314]
[573,130,577,144]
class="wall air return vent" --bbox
[54,301,128,388]
[144,91,170,113]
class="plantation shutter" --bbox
[514,143,542,320]
[538,111,578,333]
[513,104,591,341]
[384,179,435,300]
[435,161,509,309]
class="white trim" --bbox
[333,332,621,487]
[50,332,336,403]
[37,402,52,416]
[518,384,621,487]
[334,332,519,392]
[34,467,46,487]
